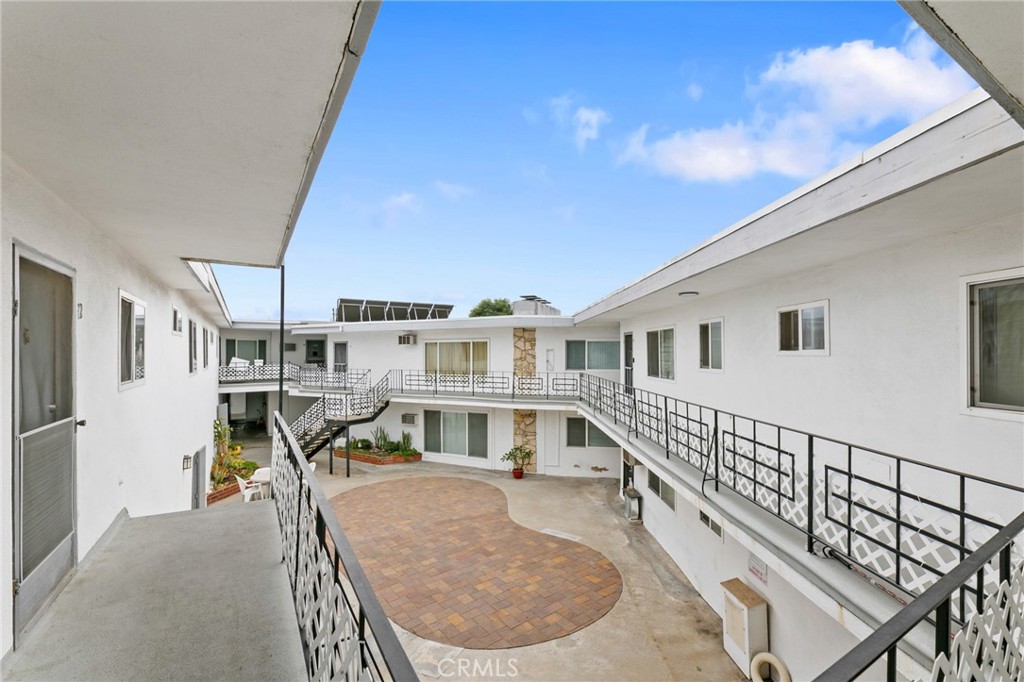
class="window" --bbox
[171,307,182,334]
[202,328,209,369]
[566,340,620,370]
[425,341,488,375]
[699,319,723,370]
[424,410,488,457]
[647,470,675,510]
[188,320,197,373]
[970,277,1023,411]
[646,328,674,379]
[778,300,829,354]
[284,342,297,352]
[119,293,145,386]
[566,417,617,447]
[224,339,267,363]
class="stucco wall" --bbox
[619,216,1023,488]
[1,155,221,657]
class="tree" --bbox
[469,297,513,317]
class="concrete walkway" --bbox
[2,502,305,682]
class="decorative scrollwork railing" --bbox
[219,363,370,392]
[271,413,416,681]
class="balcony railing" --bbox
[578,374,1024,628]
[388,370,581,400]
[815,510,1024,681]
[270,412,416,681]
[218,363,370,392]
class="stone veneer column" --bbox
[513,409,538,473]
[512,328,537,472]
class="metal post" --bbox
[897,460,904,588]
[935,597,951,668]
[806,434,815,553]
[885,647,897,682]
[345,398,351,479]
[663,394,670,458]
[713,410,720,493]
[278,264,285,421]
[329,430,334,476]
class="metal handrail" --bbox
[219,363,370,391]
[271,413,416,681]
[388,369,582,399]
[814,510,1024,681]
[576,372,1024,619]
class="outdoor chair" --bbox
[234,474,263,502]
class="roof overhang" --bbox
[900,0,1024,127]
[2,1,378,320]
[575,91,1024,323]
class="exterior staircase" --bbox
[288,374,392,459]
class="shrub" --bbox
[371,426,390,450]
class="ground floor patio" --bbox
[315,452,743,681]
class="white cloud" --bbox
[548,94,575,126]
[686,83,703,102]
[547,93,611,153]
[376,191,420,228]
[434,180,474,201]
[573,106,610,152]
[619,24,974,182]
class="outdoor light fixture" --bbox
[182,454,192,471]
[678,291,699,297]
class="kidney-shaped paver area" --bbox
[329,476,623,649]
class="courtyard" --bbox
[311,451,743,681]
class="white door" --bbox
[13,250,76,641]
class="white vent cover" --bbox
[398,334,417,345]
[401,413,417,425]
[721,578,768,674]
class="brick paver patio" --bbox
[329,476,623,649]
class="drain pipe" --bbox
[751,651,792,682]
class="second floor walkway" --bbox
[1,502,305,681]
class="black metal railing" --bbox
[218,363,370,391]
[815,510,1024,681]
[388,370,581,400]
[578,373,1024,625]
[271,413,416,681]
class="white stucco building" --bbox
[3,0,1022,679]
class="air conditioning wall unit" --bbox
[284,342,297,352]
[401,413,417,426]
[398,334,417,346]
[721,578,768,674]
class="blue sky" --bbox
[215,1,974,321]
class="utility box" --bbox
[721,578,768,675]
[623,487,642,522]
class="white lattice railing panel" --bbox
[927,564,1024,682]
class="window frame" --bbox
[188,319,198,374]
[777,300,830,356]
[698,317,724,371]
[423,409,489,458]
[118,290,146,389]
[960,268,1024,421]
[171,306,182,335]
[646,327,675,380]
[565,417,617,448]
[424,339,489,375]
[646,469,675,510]
[202,327,209,369]
[565,340,620,371]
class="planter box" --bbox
[207,483,239,505]
[333,448,422,466]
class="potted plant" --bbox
[501,445,534,479]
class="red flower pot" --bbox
[512,469,524,479]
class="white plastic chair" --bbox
[234,474,262,502]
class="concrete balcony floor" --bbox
[2,502,305,682]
